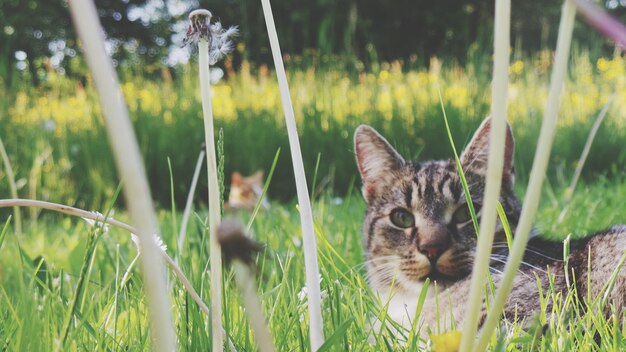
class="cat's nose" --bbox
[419,244,446,262]
[417,232,449,262]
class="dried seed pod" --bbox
[217,219,263,266]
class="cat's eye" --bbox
[389,208,415,228]
[452,203,474,224]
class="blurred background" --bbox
[1,0,626,209]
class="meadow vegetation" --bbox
[1,177,625,350]
[1,50,626,350]
[1,51,626,208]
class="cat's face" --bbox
[355,119,521,294]
[228,171,265,210]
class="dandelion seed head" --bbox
[183,8,238,64]
[217,219,263,265]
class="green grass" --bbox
[1,175,625,350]
[1,50,626,350]
[2,51,626,207]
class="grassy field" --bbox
[1,51,626,207]
[1,51,626,350]
[1,174,625,351]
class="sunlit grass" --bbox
[0,56,610,209]
[0,176,624,350]
[2,52,626,210]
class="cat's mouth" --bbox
[423,268,458,286]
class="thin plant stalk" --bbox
[259,0,324,348]
[68,2,175,349]
[459,0,510,350]
[0,198,238,351]
[0,200,208,319]
[178,148,206,256]
[473,2,577,350]
[218,219,274,352]
[185,9,236,350]
[197,26,224,352]
[232,261,275,352]
[557,96,612,223]
[59,217,102,348]
[0,136,21,236]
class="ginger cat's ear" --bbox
[460,118,515,185]
[250,170,264,184]
[231,172,243,186]
[354,125,405,203]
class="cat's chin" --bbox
[422,271,458,288]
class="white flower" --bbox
[296,275,325,302]
[131,233,168,253]
[81,211,110,234]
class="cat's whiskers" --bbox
[492,243,564,262]
[488,266,505,276]
[489,254,563,279]
[488,256,533,280]
[366,265,405,288]
[365,260,402,279]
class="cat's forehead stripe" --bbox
[404,183,413,209]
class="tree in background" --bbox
[1,0,624,87]
[0,0,170,87]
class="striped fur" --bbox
[355,119,626,335]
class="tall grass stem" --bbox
[67,1,175,350]
[459,0,510,351]
[0,199,211,324]
[233,260,276,352]
[474,1,577,350]
[178,149,206,256]
[0,136,21,236]
[259,0,324,348]
[557,96,612,223]
[197,36,225,352]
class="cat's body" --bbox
[354,119,626,336]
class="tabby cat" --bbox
[354,119,626,336]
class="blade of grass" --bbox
[247,148,280,231]
[0,216,10,250]
[68,1,175,350]
[311,153,322,199]
[59,220,101,347]
[558,96,612,223]
[259,0,325,348]
[438,88,480,235]
[474,2,577,350]
[168,157,179,242]
[460,1,511,349]
[316,317,354,352]
[496,202,513,251]
[178,147,206,257]
[0,198,215,340]
[0,136,21,236]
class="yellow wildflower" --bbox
[430,330,462,352]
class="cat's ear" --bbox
[250,170,264,183]
[354,125,405,202]
[231,172,243,186]
[248,170,264,186]
[460,118,515,183]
